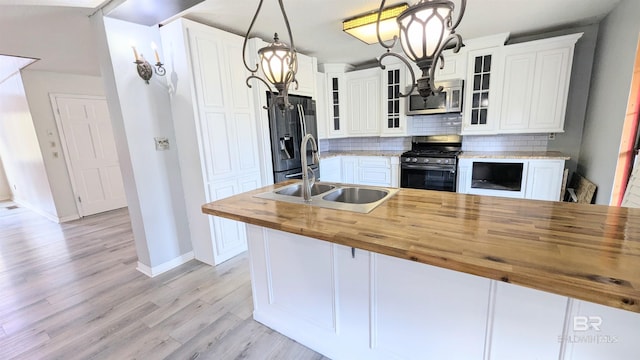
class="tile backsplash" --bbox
[322,136,411,152]
[461,134,549,152]
[318,113,549,153]
[409,114,462,135]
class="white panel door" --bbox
[53,95,126,216]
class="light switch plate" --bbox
[154,137,170,151]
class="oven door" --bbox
[401,164,457,192]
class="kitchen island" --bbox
[202,182,640,359]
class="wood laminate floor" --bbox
[0,203,328,360]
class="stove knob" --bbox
[411,158,418,163]
[424,159,429,163]
[437,159,442,164]
[443,159,449,164]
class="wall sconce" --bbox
[343,3,408,45]
[376,0,466,99]
[242,0,298,111]
[131,42,166,84]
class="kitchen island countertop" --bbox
[202,182,640,313]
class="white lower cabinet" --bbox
[246,225,640,360]
[488,282,569,360]
[372,254,490,360]
[323,155,399,187]
[525,159,565,201]
[319,156,341,182]
[564,300,640,360]
[458,158,565,201]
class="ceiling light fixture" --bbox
[376,0,466,99]
[343,3,409,45]
[242,0,298,111]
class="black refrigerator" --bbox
[267,94,319,183]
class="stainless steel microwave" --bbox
[406,79,463,115]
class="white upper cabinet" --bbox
[499,33,582,133]
[380,61,409,137]
[461,47,503,135]
[291,52,317,98]
[346,68,381,136]
[434,51,467,81]
[321,63,353,138]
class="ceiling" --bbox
[0,0,624,80]
[175,0,622,67]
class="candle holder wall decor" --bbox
[131,42,166,84]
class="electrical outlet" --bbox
[548,133,556,140]
[154,137,170,151]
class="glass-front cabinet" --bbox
[380,62,409,136]
[462,47,502,135]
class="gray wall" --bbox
[578,0,640,204]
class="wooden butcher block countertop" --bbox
[202,182,640,313]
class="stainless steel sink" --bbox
[276,183,336,197]
[255,181,399,213]
[322,187,388,204]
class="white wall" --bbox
[0,73,58,219]
[91,12,192,273]
[578,0,640,204]
[0,156,11,200]
[20,70,107,220]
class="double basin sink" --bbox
[255,181,399,213]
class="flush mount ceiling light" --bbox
[243,0,298,111]
[343,3,409,45]
[376,0,466,99]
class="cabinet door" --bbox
[292,53,316,97]
[499,50,536,131]
[525,159,565,201]
[457,158,472,193]
[341,156,357,184]
[462,48,501,135]
[380,64,408,136]
[346,69,381,136]
[435,51,467,80]
[489,282,568,360]
[326,73,348,138]
[319,156,341,182]
[357,156,391,186]
[529,47,571,132]
[564,300,640,360]
[371,253,491,360]
[316,72,328,139]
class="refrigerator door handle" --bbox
[285,172,303,178]
[297,104,307,136]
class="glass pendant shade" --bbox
[398,0,453,64]
[258,35,296,91]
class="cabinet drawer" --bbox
[358,167,391,186]
[358,157,391,168]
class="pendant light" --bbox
[242,0,298,111]
[376,0,466,99]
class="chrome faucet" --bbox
[300,133,320,202]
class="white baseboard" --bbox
[59,214,81,223]
[136,251,195,277]
[13,198,61,223]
